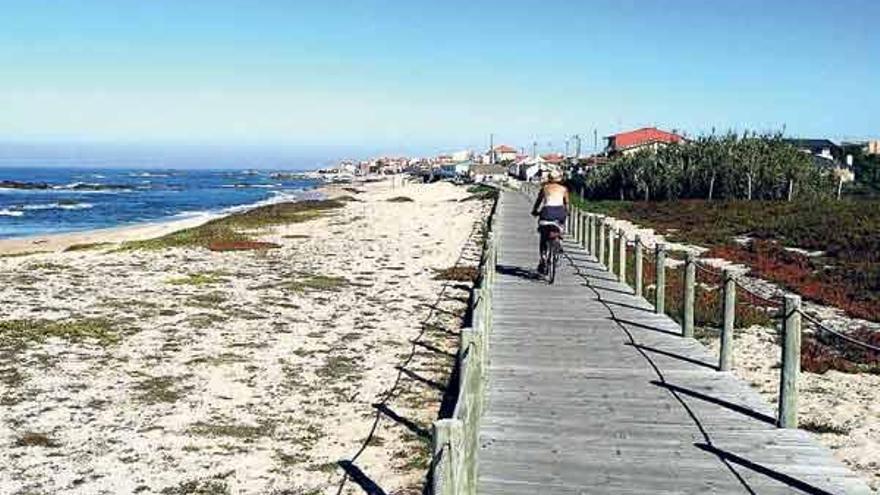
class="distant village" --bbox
[309,127,880,185]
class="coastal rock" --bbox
[0,180,51,190]
[0,180,132,191]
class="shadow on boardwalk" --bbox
[496,263,542,281]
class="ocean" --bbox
[0,167,318,238]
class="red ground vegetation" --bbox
[589,198,880,323]
[705,241,880,322]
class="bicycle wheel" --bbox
[548,239,560,284]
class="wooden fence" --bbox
[566,203,807,428]
[430,192,500,495]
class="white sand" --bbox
[0,179,489,494]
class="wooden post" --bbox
[583,214,591,254]
[597,217,606,267]
[461,328,482,389]
[487,232,496,286]
[459,328,480,493]
[683,252,695,338]
[432,419,463,495]
[634,235,643,298]
[571,208,579,240]
[580,211,588,248]
[720,268,736,371]
[590,215,598,257]
[577,209,584,243]
[606,222,615,273]
[655,243,666,315]
[778,294,802,429]
[617,229,626,284]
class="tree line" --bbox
[573,132,838,201]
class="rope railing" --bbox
[732,279,785,308]
[430,188,500,495]
[694,261,724,278]
[569,201,878,430]
[798,309,880,354]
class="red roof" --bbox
[607,127,683,151]
[494,145,517,153]
[541,153,565,164]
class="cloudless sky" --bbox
[1,0,878,157]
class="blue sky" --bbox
[1,0,878,156]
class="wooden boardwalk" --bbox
[476,190,872,494]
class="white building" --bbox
[451,150,472,162]
[492,145,518,163]
[470,164,508,183]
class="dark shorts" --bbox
[539,205,567,225]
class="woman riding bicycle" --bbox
[530,169,570,275]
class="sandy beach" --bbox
[0,178,490,494]
[0,215,220,257]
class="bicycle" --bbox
[538,221,564,284]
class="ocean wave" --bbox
[129,172,171,178]
[161,188,308,222]
[53,182,133,193]
[21,202,94,211]
[221,183,280,189]
[0,209,24,217]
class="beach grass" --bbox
[167,272,226,286]
[0,250,51,259]
[133,375,185,404]
[188,421,275,439]
[65,242,115,252]
[461,184,499,202]
[433,266,477,282]
[0,317,118,348]
[284,274,349,293]
[14,432,60,448]
[122,200,344,251]
[160,476,231,495]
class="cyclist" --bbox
[530,169,570,274]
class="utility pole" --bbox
[489,133,494,164]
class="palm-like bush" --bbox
[578,132,835,201]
